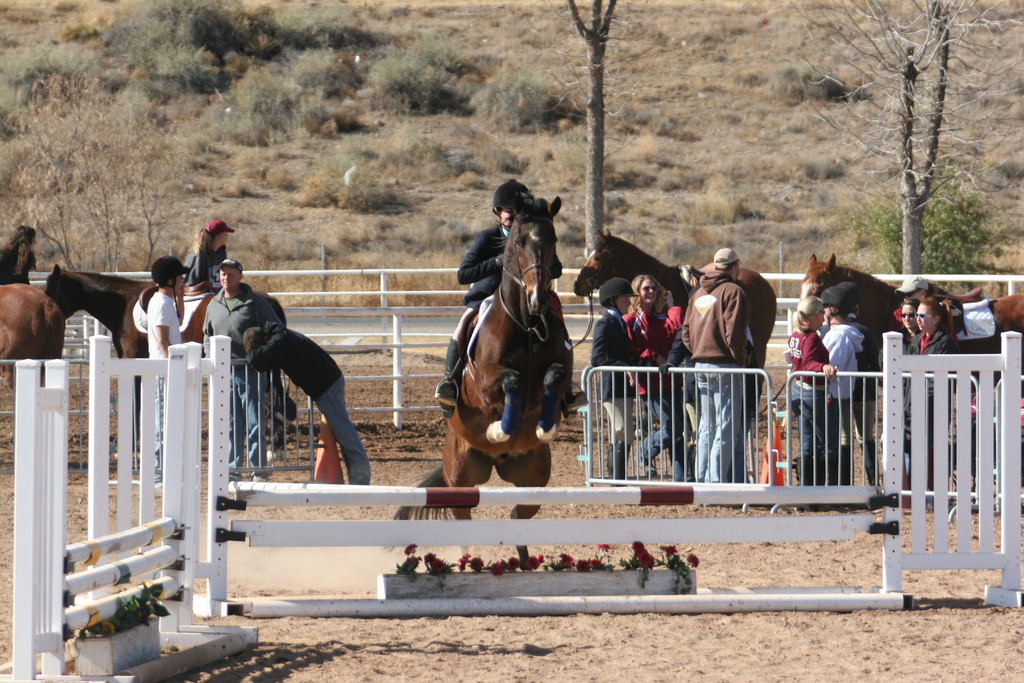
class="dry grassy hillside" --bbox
[1,0,1022,285]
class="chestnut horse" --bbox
[573,230,778,368]
[397,196,571,562]
[801,253,1024,354]
[0,284,66,387]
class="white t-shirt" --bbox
[147,291,182,359]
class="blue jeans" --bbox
[230,365,265,469]
[695,362,744,483]
[155,375,165,475]
[790,383,838,485]
[316,373,372,485]
[637,392,689,482]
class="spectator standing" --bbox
[787,295,838,486]
[0,225,37,285]
[830,282,883,484]
[623,274,685,478]
[821,284,865,485]
[590,277,637,480]
[904,297,958,489]
[202,258,282,479]
[184,219,234,293]
[147,255,188,482]
[682,248,750,484]
[898,297,921,350]
[243,322,371,485]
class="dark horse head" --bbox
[502,194,561,322]
[573,230,613,297]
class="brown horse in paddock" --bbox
[0,284,66,387]
[801,253,1024,354]
[573,230,778,368]
[397,196,572,563]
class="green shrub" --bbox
[0,44,101,93]
[288,49,360,99]
[768,63,847,103]
[847,179,1009,273]
[471,68,556,132]
[212,68,300,145]
[408,36,469,78]
[369,38,471,115]
[272,8,376,51]
[106,0,268,92]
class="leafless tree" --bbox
[9,75,183,271]
[803,0,1023,273]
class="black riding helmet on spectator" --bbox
[821,281,860,316]
[599,277,635,309]
[151,255,189,288]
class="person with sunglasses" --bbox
[623,274,687,479]
[903,297,958,490]
[898,297,921,349]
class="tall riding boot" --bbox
[434,338,461,418]
[610,441,627,480]
[863,440,877,486]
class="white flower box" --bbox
[74,619,160,676]
[378,569,696,600]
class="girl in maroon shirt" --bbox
[788,296,838,486]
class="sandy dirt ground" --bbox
[3,352,1024,682]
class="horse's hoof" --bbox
[486,422,511,443]
[536,425,556,442]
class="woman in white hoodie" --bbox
[821,284,864,486]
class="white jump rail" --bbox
[7,343,256,683]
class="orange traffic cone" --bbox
[759,412,786,486]
[314,416,344,484]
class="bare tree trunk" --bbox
[584,37,606,256]
[567,0,617,256]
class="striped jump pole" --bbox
[230,482,884,509]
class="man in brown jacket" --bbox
[682,248,750,483]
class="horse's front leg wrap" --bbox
[486,372,522,443]
[536,364,565,442]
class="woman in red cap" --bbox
[184,219,234,293]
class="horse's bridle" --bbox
[499,217,554,340]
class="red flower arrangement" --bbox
[618,541,698,592]
[396,544,455,585]
[397,542,698,593]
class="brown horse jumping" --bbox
[0,284,66,387]
[801,253,1024,354]
[397,196,571,562]
[573,230,777,367]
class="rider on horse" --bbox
[434,179,582,418]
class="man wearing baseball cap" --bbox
[184,218,235,294]
[682,247,751,484]
[203,258,283,480]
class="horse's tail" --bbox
[393,465,452,521]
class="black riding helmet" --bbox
[821,281,860,315]
[598,277,635,309]
[151,255,188,288]
[492,179,532,212]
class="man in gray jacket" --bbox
[202,259,282,478]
